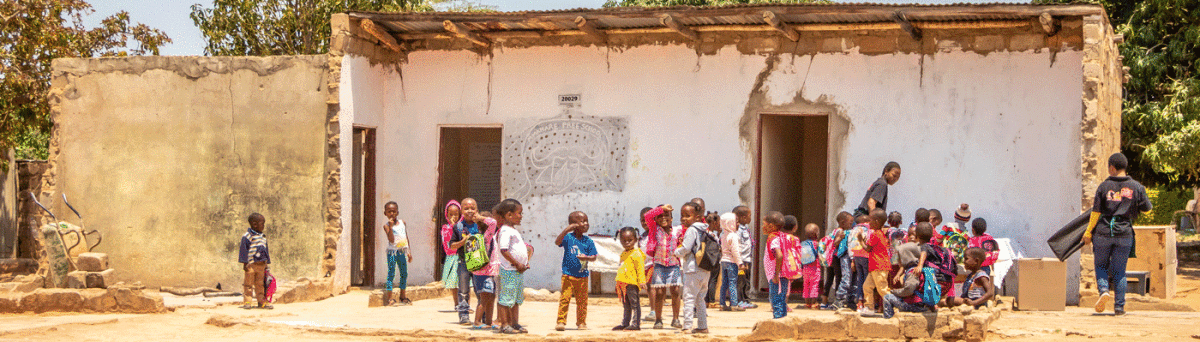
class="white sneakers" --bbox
[1095,292,1113,313]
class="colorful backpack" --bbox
[939,224,968,264]
[817,235,836,268]
[919,267,942,308]
[263,268,277,303]
[800,240,818,265]
[777,233,803,280]
[925,244,957,283]
[463,233,491,272]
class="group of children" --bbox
[818,205,1000,318]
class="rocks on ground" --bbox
[741,305,1005,342]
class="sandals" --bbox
[513,324,529,334]
[497,325,526,334]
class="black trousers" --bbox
[822,256,842,304]
[621,284,641,328]
[705,268,720,303]
[738,263,751,303]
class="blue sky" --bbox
[87,0,1022,56]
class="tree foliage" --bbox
[0,0,170,160]
[604,0,826,7]
[190,0,495,56]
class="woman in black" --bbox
[1083,153,1152,316]
[854,162,901,218]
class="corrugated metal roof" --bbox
[347,3,1103,34]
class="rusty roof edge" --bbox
[345,3,1104,22]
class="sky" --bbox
[86,0,1023,56]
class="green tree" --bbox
[0,0,170,160]
[604,0,825,7]
[190,0,495,56]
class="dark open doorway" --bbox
[351,127,376,287]
[434,126,503,280]
[754,114,829,292]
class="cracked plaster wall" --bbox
[339,26,1093,291]
[47,55,329,288]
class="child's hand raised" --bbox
[662,204,674,212]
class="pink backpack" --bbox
[776,233,803,280]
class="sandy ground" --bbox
[3,264,1200,342]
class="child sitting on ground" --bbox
[718,212,744,311]
[613,227,647,331]
[951,247,995,309]
[860,208,891,315]
[882,241,931,318]
[555,211,598,331]
[967,218,999,275]
[910,222,957,306]
[799,223,822,309]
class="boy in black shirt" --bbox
[1083,152,1152,316]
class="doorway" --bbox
[754,114,829,291]
[434,126,503,280]
[351,127,376,287]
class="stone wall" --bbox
[1078,12,1127,301]
[45,56,331,288]
[0,150,14,258]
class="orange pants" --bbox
[243,262,267,305]
[557,275,589,325]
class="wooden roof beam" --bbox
[360,19,403,52]
[442,20,490,47]
[659,14,699,41]
[891,11,922,40]
[1038,11,1060,36]
[762,11,799,42]
[574,16,607,41]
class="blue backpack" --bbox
[919,267,942,307]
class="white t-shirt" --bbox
[387,220,408,252]
[495,225,528,271]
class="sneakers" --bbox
[1095,292,1112,313]
[643,311,657,322]
[555,323,566,331]
[860,307,876,316]
[690,328,709,334]
[739,302,759,309]
[670,319,682,329]
[612,325,627,331]
[577,324,588,330]
[1114,308,1126,316]
[653,321,664,329]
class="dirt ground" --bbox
[3,265,1200,342]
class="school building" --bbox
[34,3,1122,303]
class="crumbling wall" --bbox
[0,150,14,258]
[45,56,330,288]
[1078,12,1126,302]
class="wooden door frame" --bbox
[752,112,828,295]
[433,124,503,281]
[353,126,377,287]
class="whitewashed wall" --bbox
[338,42,1085,294]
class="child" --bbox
[672,202,710,334]
[800,223,822,309]
[238,213,271,309]
[829,211,854,310]
[555,211,598,331]
[440,200,462,311]
[886,211,906,289]
[848,215,871,311]
[909,222,955,305]
[954,204,972,229]
[449,198,484,324]
[382,202,412,306]
[951,247,995,309]
[882,242,930,318]
[854,162,902,217]
[780,216,802,312]
[471,211,500,329]
[691,199,719,309]
[718,212,744,311]
[967,218,999,275]
[638,207,659,322]
[614,227,647,331]
[909,208,930,243]
[860,208,891,315]
[644,204,682,329]
[762,211,787,318]
[734,206,757,309]
[495,198,532,334]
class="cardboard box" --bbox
[1016,258,1066,311]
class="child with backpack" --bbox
[467,211,499,329]
[799,223,823,309]
[780,216,803,312]
[967,218,999,275]
[762,211,788,318]
[907,222,957,305]
[882,241,932,318]
[672,202,714,334]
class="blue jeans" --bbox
[836,254,853,303]
[851,257,869,304]
[882,293,928,318]
[1093,234,1133,310]
[719,262,739,308]
[455,259,473,320]
[385,250,407,292]
[769,277,788,318]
